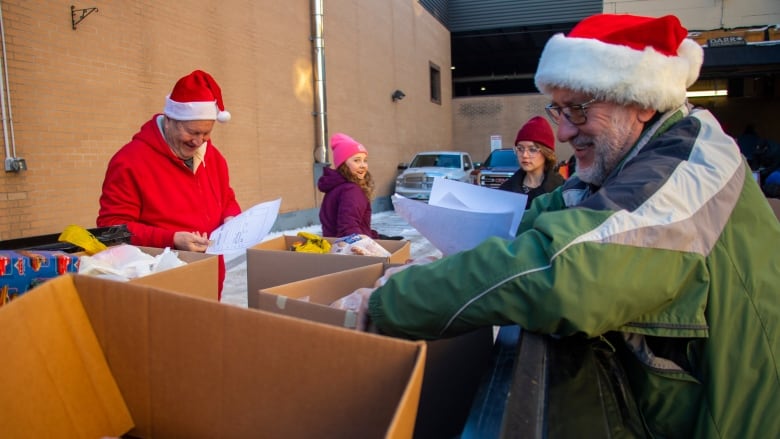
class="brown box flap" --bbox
[130,246,219,301]
[247,236,410,307]
[74,274,425,438]
[0,276,133,438]
[254,263,494,437]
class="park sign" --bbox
[708,35,747,48]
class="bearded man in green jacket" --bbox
[366,14,780,437]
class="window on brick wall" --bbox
[430,62,441,105]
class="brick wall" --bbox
[0,0,451,239]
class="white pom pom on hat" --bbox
[164,70,231,123]
[534,14,704,112]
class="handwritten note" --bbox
[206,198,281,254]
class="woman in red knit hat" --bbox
[498,116,564,208]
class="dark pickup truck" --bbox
[473,148,518,188]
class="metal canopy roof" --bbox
[451,23,576,96]
[450,27,780,97]
[429,1,780,97]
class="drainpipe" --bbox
[311,0,328,165]
[0,2,19,172]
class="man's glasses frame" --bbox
[545,98,598,126]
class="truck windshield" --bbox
[489,150,518,167]
[411,154,461,168]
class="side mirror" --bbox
[473,162,483,169]
[397,162,409,171]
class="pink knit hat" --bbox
[331,133,368,168]
[515,116,555,150]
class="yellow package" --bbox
[58,225,108,255]
[292,232,331,254]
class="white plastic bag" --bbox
[78,244,186,281]
[329,234,391,257]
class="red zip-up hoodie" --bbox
[97,114,241,298]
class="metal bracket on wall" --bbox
[71,5,98,30]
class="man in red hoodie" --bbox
[97,70,241,298]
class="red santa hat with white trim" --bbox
[535,14,704,112]
[164,70,231,122]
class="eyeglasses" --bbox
[514,145,541,156]
[545,98,598,126]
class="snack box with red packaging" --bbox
[0,250,79,306]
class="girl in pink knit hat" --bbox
[317,133,381,238]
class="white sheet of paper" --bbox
[392,178,527,256]
[206,198,282,254]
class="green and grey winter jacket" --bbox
[368,106,780,437]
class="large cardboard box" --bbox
[247,235,411,307]
[253,263,494,439]
[0,274,426,439]
[80,246,219,301]
[1,246,219,306]
[129,246,219,301]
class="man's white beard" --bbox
[576,110,635,186]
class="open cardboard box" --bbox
[247,235,410,307]
[2,246,219,307]
[252,263,494,439]
[84,246,219,301]
[0,274,426,439]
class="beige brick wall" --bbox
[0,0,451,239]
[325,1,452,197]
[452,94,574,165]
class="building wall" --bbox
[452,94,573,164]
[605,0,780,30]
[451,90,780,166]
[325,0,452,201]
[0,0,451,240]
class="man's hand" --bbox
[330,256,439,331]
[173,231,211,252]
[330,287,376,331]
[375,255,439,286]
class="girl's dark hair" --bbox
[337,163,375,199]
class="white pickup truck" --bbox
[394,151,475,201]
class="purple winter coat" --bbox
[317,167,379,238]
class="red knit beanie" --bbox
[514,116,555,150]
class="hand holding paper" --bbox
[207,198,282,254]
